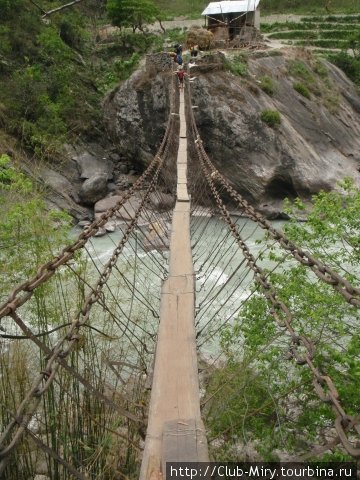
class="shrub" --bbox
[259,75,276,95]
[293,81,311,98]
[329,52,360,85]
[260,109,281,127]
[313,58,328,77]
[287,59,315,82]
[225,54,248,76]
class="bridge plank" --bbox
[140,88,208,480]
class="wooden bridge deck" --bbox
[140,90,209,480]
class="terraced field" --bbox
[261,15,360,52]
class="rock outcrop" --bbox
[104,49,360,214]
[191,51,360,208]
[103,67,171,169]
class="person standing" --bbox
[175,67,188,89]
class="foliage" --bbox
[0,5,101,157]
[329,52,360,86]
[286,56,336,101]
[96,52,140,93]
[288,59,316,82]
[301,14,360,22]
[260,0,359,14]
[206,181,360,460]
[262,17,360,56]
[259,75,277,95]
[0,154,71,290]
[293,81,311,98]
[260,109,281,127]
[225,54,248,76]
[0,0,24,19]
[347,30,360,58]
[268,30,318,40]
[107,0,160,32]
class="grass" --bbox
[294,39,349,48]
[260,109,281,127]
[293,81,311,98]
[259,75,277,95]
[225,54,248,76]
[268,30,318,40]
[288,59,316,83]
[301,14,360,22]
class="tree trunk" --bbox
[42,0,86,18]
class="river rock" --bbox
[142,221,170,251]
[77,220,91,227]
[73,151,114,180]
[94,227,107,237]
[149,192,175,211]
[105,222,116,232]
[118,163,129,174]
[95,195,142,220]
[79,174,108,205]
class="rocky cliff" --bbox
[104,49,360,216]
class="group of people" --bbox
[170,43,199,89]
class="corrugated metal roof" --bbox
[202,0,260,16]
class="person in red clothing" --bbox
[175,66,188,89]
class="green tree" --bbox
[0,0,24,19]
[107,0,160,32]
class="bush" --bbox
[287,59,315,82]
[259,75,276,95]
[260,109,281,127]
[225,54,248,76]
[329,52,360,85]
[293,81,311,98]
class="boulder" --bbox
[103,69,170,168]
[149,192,175,211]
[142,221,170,251]
[94,227,107,237]
[105,222,116,232]
[79,174,108,205]
[72,151,114,180]
[95,195,141,220]
[118,163,129,174]
[77,220,91,227]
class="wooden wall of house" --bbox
[206,11,257,41]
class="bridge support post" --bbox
[140,90,209,480]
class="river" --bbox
[81,214,285,362]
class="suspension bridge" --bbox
[0,68,359,480]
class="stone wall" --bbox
[146,52,173,73]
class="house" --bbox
[202,0,261,43]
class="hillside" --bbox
[104,49,360,217]
[0,0,359,221]
[153,0,359,17]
